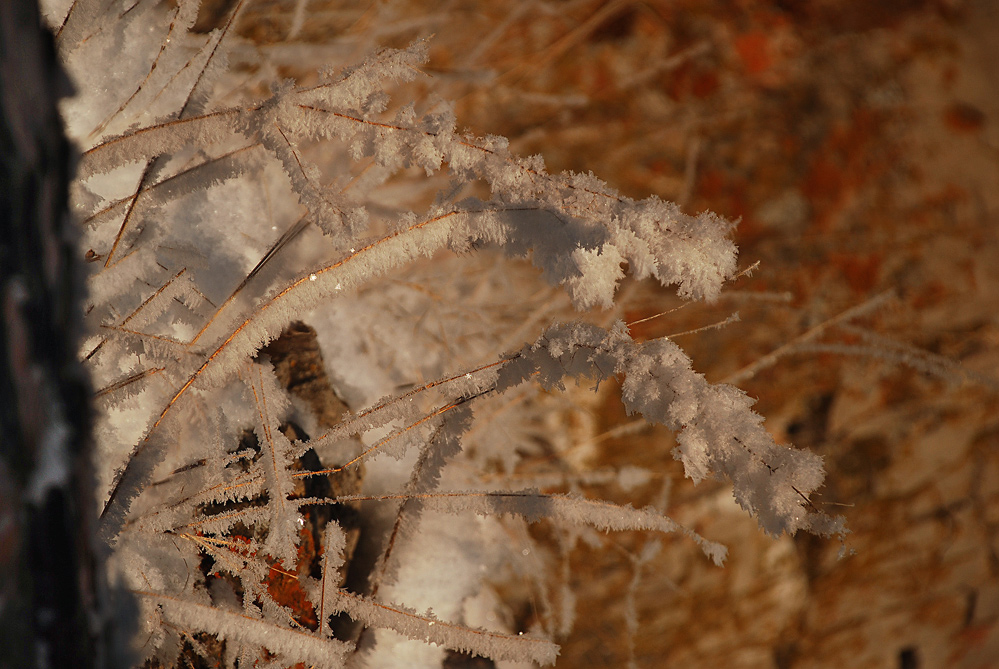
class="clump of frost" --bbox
[47,1,844,667]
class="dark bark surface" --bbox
[0,2,101,667]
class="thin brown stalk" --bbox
[103,158,156,268]
[81,145,260,229]
[293,397,469,480]
[89,1,190,138]
[85,267,187,360]
[722,290,895,385]
[94,367,166,399]
[177,0,249,119]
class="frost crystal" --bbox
[49,1,843,666]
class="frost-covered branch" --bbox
[50,1,845,665]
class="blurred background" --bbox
[195,1,999,666]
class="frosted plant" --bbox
[47,0,844,666]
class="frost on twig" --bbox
[53,1,842,666]
[496,322,842,537]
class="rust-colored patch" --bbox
[264,527,319,630]
[691,68,721,99]
[802,155,846,223]
[924,183,969,208]
[911,279,950,309]
[734,32,772,75]
[697,168,728,201]
[665,61,721,101]
[828,253,882,295]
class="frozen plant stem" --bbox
[47,0,845,666]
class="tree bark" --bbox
[0,2,105,667]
